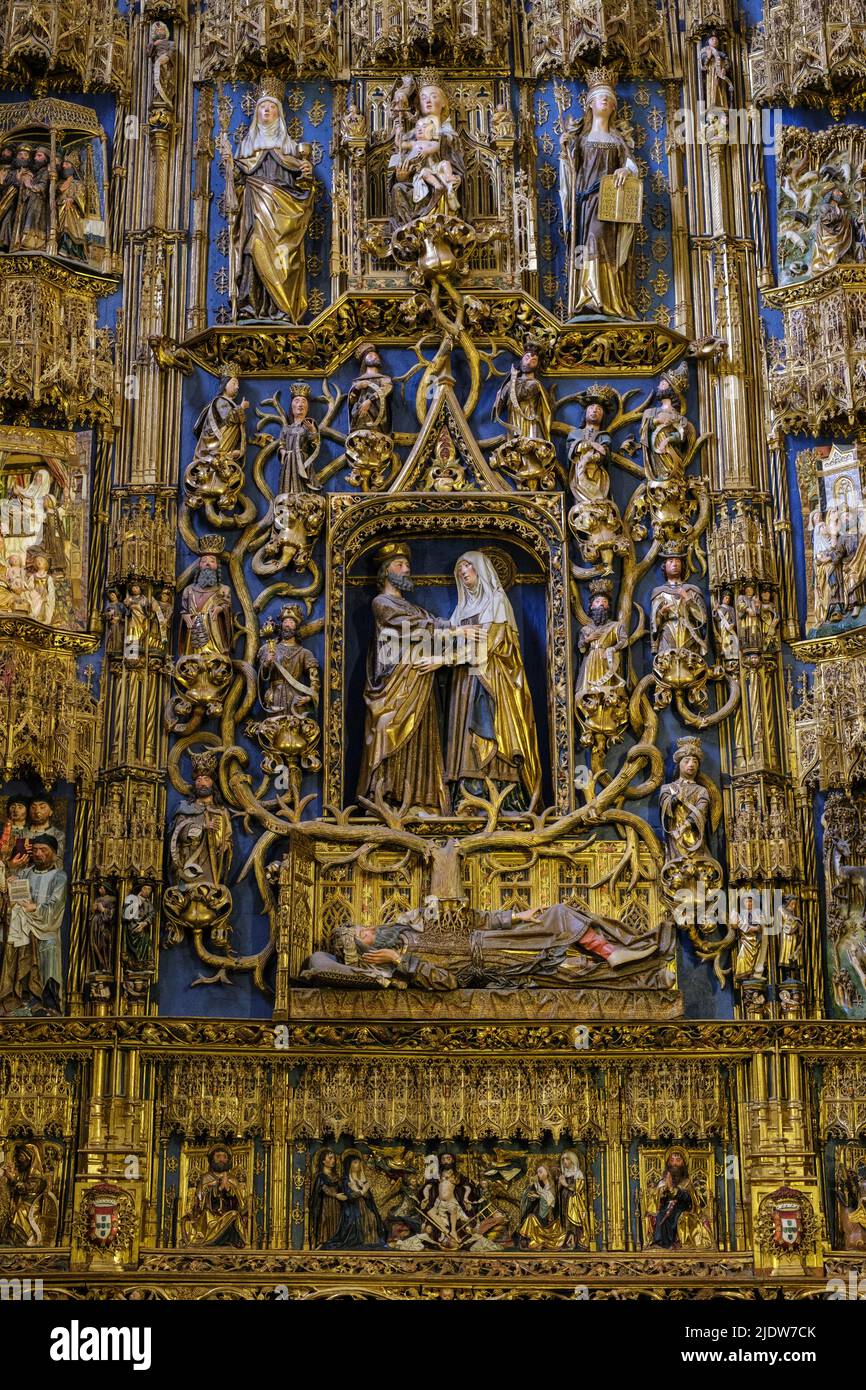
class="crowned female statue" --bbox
[221,81,314,322]
[559,68,641,319]
[444,551,541,811]
[388,73,466,234]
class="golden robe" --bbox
[445,622,541,807]
[235,148,313,321]
[358,591,451,815]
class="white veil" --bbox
[450,550,516,629]
[238,99,297,158]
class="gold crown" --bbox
[417,67,446,90]
[584,65,620,97]
[589,577,614,597]
[582,383,617,407]
[290,382,312,399]
[355,340,380,363]
[658,362,690,401]
[279,602,304,626]
[189,748,219,778]
[673,736,703,766]
[198,534,225,555]
[256,74,285,103]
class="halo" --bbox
[481,546,517,591]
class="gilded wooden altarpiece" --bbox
[0,0,865,1305]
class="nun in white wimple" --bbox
[444,550,541,809]
[227,90,314,321]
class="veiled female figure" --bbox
[445,551,541,810]
[559,73,639,318]
[557,1150,590,1249]
[321,1156,386,1250]
[224,91,314,321]
[518,1163,565,1250]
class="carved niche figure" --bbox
[319,1154,386,1250]
[308,1149,346,1248]
[559,68,641,319]
[388,75,465,233]
[491,103,515,142]
[277,383,320,494]
[184,375,249,515]
[491,338,557,490]
[732,891,768,983]
[11,144,50,252]
[357,542,454,815]
[640,369,701,550]
[169,537,234,724]
[103,587,125,655]
[574,578,628,761]
[566,393,626,568]
[122,883,155,971]
[123,582,159,661]
[810,186,865,276]
[220,82,314,321]
[736,582,762,658]
[0,834,66,1016]
[558,1150,590,1250]
[165,751,233,946]
[518,1162,565,1250]
[55,154,86,260]
[88,879,117,976]
[256,386,325,576]
[180,1145,248,1248]
[658,737,722,893]
[712,588,740,664]
[0,142,19,251]
[346,343,396,490]
[836,1157,866,1250]
[445,550,542,812]
[650,555,709,707]
[301,898,662,991]
[247,603,321,803]
[699,33,735,111]
[759,584,779,650]
[0,1142,58,1246]
[147,21,176,109]
[778,894,804,977]
[648,1148,712,1250]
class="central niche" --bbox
[326,491,574,816]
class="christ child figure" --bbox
[394,115,459,211]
